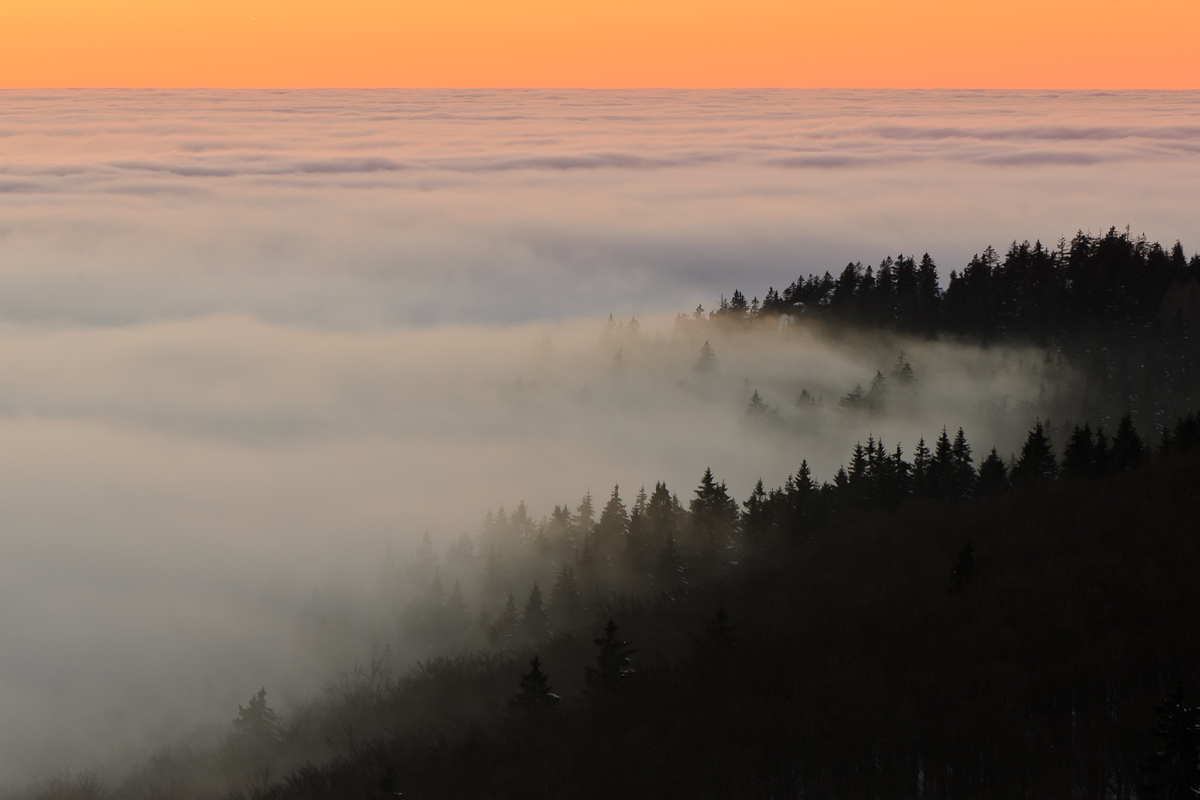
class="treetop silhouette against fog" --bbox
[61,406,1194,800]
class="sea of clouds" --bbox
[0,89,1198,781]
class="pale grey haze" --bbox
[0,89,1197,781]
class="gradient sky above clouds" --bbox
[2,89,1200,781]
[2,0,1198,88]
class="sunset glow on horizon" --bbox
[3,0,1198,89]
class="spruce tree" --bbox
[977,447,1009,495]
[891,443,912,501]
[595,485,628,556]
[633,484,648,516]
[492,593,520,646]
[1061,424,1095,480]
[657,533,684,588]
[522,582,549,639]
[746,390,768,417]
[892,352,915,385]
[695,340,717,374]
[950,427,976,500]
[838,384,866,411]
[550,565,582,626]
[574,491,595,539]
[912,437,932,497]
[513,656,560,709]
[930,427,954,499]
[1013,420,1057,483]
[741,479,771,542]
[233,688,281,744]
[624,504,649,583]
[690,468,740,563]
[583,620,637,699]
[847,443,869,501]
[866,371,888,412]
[785,461,817,534]
[646,481,679,540]
[1113,413,1147,472]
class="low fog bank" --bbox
[0,310,1072,781]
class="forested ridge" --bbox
[687,227,1200,433]
[19,228,1200,800]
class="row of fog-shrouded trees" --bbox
[689,227,1200,340]
[668,227,1200,465]
[185,409,1200,800]
[389,408,1200,660]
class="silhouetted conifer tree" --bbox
[583,620,636,699]
[912,437,932,497]
[550,565,582,626]
[695,340,717,374]
[690,468,740,563]
[1013,420,1057,483]
[623,504,650,586]
[646,482,680,541]
[867,370,887,412]
[233,688,281,744]
[744,390,781,425]
[574,491,595,540]
[632,484,648,516]
[951,427,976,500]
[1062,424,1096,479]
[1113,413,1147,472]
[839,384,866,411]
[595,485,628,568]
[891,443,913,501]
[892,352,915,385]
[741,479,771,543]
[930,427,954,499]
[492,593,520,647]
[847,443,869,500]
[522,583,549,639]
[657,533,684,588]
[977,447,1009,495]
[513,656,560,709]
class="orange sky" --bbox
[2,0,1198,88]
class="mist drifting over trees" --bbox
[6,224,1200,799]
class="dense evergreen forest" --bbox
[19,228,1200,800]
[690,227,1200,432]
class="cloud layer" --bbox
[1,89,1199,327]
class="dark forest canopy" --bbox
[15,227,1200,800]
[27,413,1199,800]
[695,227,1200,341]
[670,226,1200,452]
